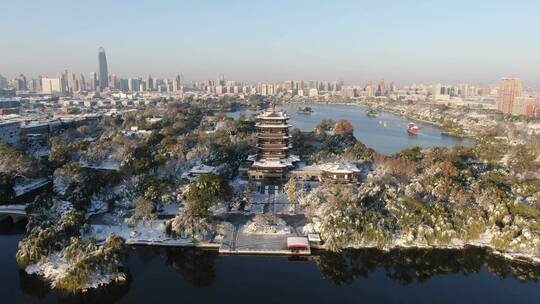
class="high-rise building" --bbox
[217,72,225,86]
[98,47,109,90]
[109,74,118,90]
[365,83,374,97]
[147,75,154,91]
[28,78,40,92]
[14,74,27,91]
[41,78,63,94]
[174,74,182,92]
[498,78,523,114]
[128,78,140,91]
[90,72,98,91]
[432,83,441,99]
[119,79,129,91]
[512,97,537,117]
[79,74,87,91]
[342,86,357,98]
[0,74,8,89]
[68,73,78,93]
[376,80,386,96]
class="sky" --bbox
[1,0,539,86]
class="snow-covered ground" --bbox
[243,214,293,235]
[25,254,127,292]
[87,221,195,246]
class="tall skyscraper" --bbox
[90,72,98,91]
[498,78,523,114]
[0,74,7,89]
[79,74,87,91]
[147,75,154,91]
[173,74,182,92]
[68,72,78,93]
[98,47,109,90]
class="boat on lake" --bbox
[407,122,419,135]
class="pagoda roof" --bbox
[255,123,291,128]
[249,155,299,167]
[257,110,289,120]
[256,146,290,150]
[257,135,291,139]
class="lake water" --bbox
[228,103,475,155]
[2,221,539,304]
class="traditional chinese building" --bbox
[293,161,360,184]
[247,109,299,190]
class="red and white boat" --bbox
[407,122,419,135]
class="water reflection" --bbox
[315,248,540,285]
[19,271,132,304]
[3,233,539,303]
[165,248,217,287]
[0,217,27,235]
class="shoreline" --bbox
[248,100,478,141]
[125,239,540,265]
[309,101,478,140]
[100,226,540,265]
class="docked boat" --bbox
[407,122,419,135]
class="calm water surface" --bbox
[228,103,475,155]
[2,221,539,304]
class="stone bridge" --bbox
[0,205,28,223]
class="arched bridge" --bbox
[0,205,28,223]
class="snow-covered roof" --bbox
[252,159,289,168]
[255,123,292,128]
[257,145,290,150]
[294,161,359,174]
[14,178,50,197]
[320,162,360,173]
[189,164,217,174]
[256,110,289,120]
[257,135,291,139]
[307,234,321,242]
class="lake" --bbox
[2,221,539,304]
[228,103,475,155]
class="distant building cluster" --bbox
[0,47,539,119]
[0,47,184,98]
[497,78,538,118]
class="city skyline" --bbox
[1,1,539,85]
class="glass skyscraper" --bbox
[98,47,109,90]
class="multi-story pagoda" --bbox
[248,109,299,187]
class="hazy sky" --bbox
[1,0,539,85]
